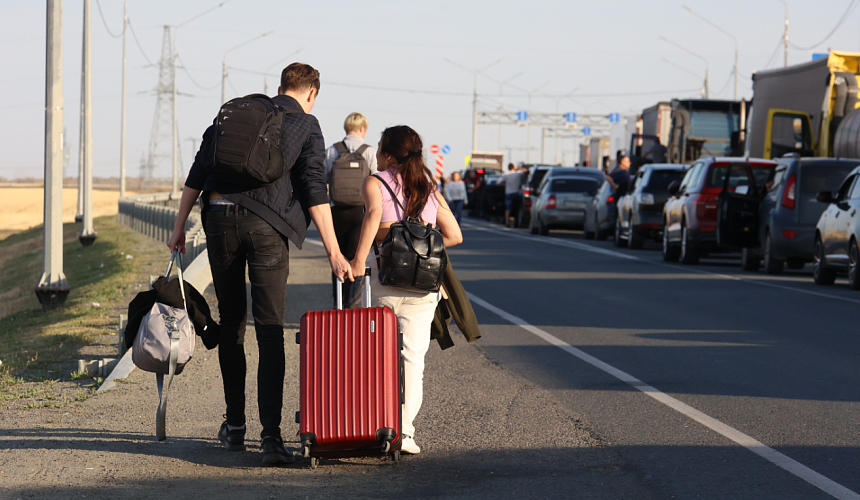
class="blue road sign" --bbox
[582,126,592,136]
[565,112,577,123]
[608,113,620,124]
[517,110,529,122]
[441,145,451,154]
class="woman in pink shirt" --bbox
[349,125,463,455]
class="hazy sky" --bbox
[3,0,860,180]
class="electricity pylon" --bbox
[143,26,175,189]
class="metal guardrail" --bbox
[117,191,207,267]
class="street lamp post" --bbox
[79,0,96,246]
[172,0,232,193]
[36,0,70,311]
[444,58,504,152]
[221,30,273,104]
[683,5,738,100]
[540,87,578,163]
[120,1,127,198]
[660,36,710,99]
[662,58,707,98]
[776,0,789,67]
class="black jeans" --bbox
[330,205,364,308]
[205,205,289,439]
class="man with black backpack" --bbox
[167,63,352,465]
[324,112,376,308]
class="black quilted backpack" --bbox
[206,94,297,188]
[372,174,447,293]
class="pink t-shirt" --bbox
[375,168,439,225]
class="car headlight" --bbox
[640,193,655,205]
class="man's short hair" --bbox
[508,163,516,171]
[344,112,368,134]
[280,62,320,95]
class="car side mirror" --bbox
[817,191,834,203]
[667,180,680,196]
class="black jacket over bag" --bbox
[125,276,220,350]
[184,94,329,248]
[431,251,482,350]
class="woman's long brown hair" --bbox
[379,125,436,219]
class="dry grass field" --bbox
[0,187,132,232]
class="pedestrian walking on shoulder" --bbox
[168,63,352,465]
[606,154,632,193]
[348,125,463,455]
[445,171,467,223]
[324,112,376,308]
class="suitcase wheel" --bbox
[301,440,312,458]
[391,450,400,465]
[381,441,390,454]
[309,456,318,469]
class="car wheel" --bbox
[680,222,699,265]
[595,214,608,241]
[529,213,538,235]
[538,216,549,236]
[613,218,625,247]
[813,235,837,285]
[849,239,860,290]
[786,259,806,270]
[627,216,644,250]
[662,220,680,262]
[740,248,761,271]
[763,231,784,275]
[584,218,595,240]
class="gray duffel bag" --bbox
[132,250,196,441]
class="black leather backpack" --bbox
[373,174,447,293]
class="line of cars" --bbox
[516,156,860,289]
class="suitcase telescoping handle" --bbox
[336,268,372,310]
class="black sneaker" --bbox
[261,436,295,465]
[218,420,246,451]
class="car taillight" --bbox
[782,230,796,238]
[546,195,557,209]
[640,193,655,205]
[782,173,796,209]
[476,169,484,174]
[607,195,615,203]
[523,188,530,198]
[695,193,719,220]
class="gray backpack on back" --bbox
[132,250,196,441]
[329,142,370,206]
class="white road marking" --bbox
[467,292,860,500]
[462,220,860,306]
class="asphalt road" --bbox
[452,218,860,499]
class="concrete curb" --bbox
[98,250,213,394]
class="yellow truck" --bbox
[746,50,860,159]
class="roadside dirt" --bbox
[0,243,653,499]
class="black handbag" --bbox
[373,174,447,293]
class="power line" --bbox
[127,19,155,67]
[763,35,785,69]
[789,0,860,50]
[94,0,123,38]
[177,54,220,90]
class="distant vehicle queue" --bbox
[447,152,860,290]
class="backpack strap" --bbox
[372,174,407,221]
[334,141,349,155]
[155,250,186,442]
[355,144,370,155]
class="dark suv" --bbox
[615,164,687,249]
[739,155,860,273]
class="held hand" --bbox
[329,253,354,282]
[167,228,186,254]
[349,258,366,281]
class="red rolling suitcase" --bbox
[297,271,403,468]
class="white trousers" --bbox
[368,256,441,439]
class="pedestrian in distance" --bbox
[605,154,632,193]
[445,171,467,224]
[348,125,463,455]
[324,112,377,309]
[167,62,352,466]
[501,163,527,228]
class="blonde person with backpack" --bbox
[348,125,463,455]
[324,112,376,308]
